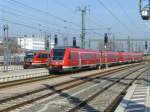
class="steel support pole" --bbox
[3,25,9,72]
[128,36,131,52]
[80,7,86,49]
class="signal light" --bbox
[54,34,58,46]
[73,37,76,47]
[141,10,150,20]
[145,41,148,50]
[104,33,108,45]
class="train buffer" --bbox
[115,84,150,112]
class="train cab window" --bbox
[25,52,35,58]
[70,52,79,60]
[81,53,96,60]
[39,53,48,58]
[53,49,65,60]
[43,54,48,58]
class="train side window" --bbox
[39,54,42,58]
[70,52,78,60]
[38,53,47,58]
[34,53,36,56]
[43,54,48,58]
[45,54,48,58]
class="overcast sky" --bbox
[0,0,150,41]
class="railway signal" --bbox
[145,41,148,50]
[73,37,76,47]
[144,41,149,63]
[54,34,58,46]
[139,0,150,20]
[104,33,108,48]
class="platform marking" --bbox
[125,86,148,112]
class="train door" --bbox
[42,53,48,65]
[98,51,102,69]
[70,51,79,67]
[31,52,39,65]
[118,52,124,63]
[38,53,48,66]
[79,51,81,68]
[101,51,105,64]
[36,53,42,65]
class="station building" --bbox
[17,35,54,50]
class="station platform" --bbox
[115,84,150,112]
[0,68,114,100]
[0,64,140,83]
[0,65,122,83]
[0,65,23,72]
[0,64,135,83]
[0,68,49,83]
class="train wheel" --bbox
[96,65,101,69]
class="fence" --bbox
[0,56,24,65]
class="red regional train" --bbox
[49,47,143,72]
[23,50,49,69]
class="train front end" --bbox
[23,50,49,69]
[49,48,67,72]
[23,51,35,69]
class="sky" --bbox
[0,0,150,42]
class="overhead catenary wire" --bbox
[6,0,80,28]
[115,0,150,34]
[2,0,111,38]
[96,0,133,35]
[0,7,79,31]
[0,3,80,38]
[0,18,81,38]
[115,0,137,26]
[52,0,106,30]
[0,18,43,31]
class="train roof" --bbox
[25,50,48,53]
[53,46,80,49]
[53,46,99,52]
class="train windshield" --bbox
[25,52,35,58]
[53,49,65,60]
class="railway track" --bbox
[0,63,146,112]
[67,66,149,112]
[0,63,141,89]
[0,74,61,89]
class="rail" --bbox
[0,63,145,112]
